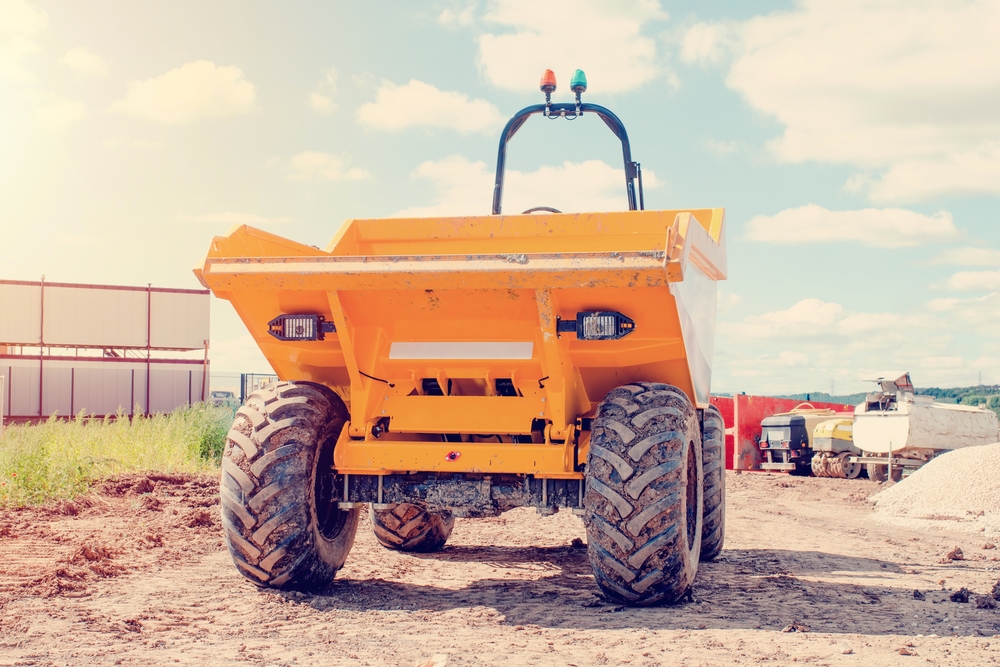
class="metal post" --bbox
[38,275,44,418]
[145,284,151,416]
[201,339,209,402]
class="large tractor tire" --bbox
[700,405,726,561]
[584,383,703,606]
[220,381,360,591]
[370,503,455,552]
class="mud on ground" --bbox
[1,472,999,666]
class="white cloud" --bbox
[745,204,957,248]
[357,79,504,135]
[867,142,1000,202]
[941,270,1000,292]
[477,0,669,93]
[733,298,844,340]
[439,4,475,27]
[927,293,1000,333]
[679,21,734,66]
[929,247,1000,267]
[698,1,1000,203]
[32,93,86,130]
[108,61,256,124]
[178,212,293,225]
[919,356,964,370]
[705,139,739,155]
[60,47,107,77]
[285,151,371,181]
[776,351,809,367]
[308,67,337,113]
[714,297,971,394]
[394,155,658,217]
[0,0,46,81]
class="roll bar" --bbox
[491,102,645,215]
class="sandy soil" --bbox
[1,472,999,667]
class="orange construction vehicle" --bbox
[196,69,728,606]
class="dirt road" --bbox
[1,472,998,666]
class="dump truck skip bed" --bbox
[196,209,726,477]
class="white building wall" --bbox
[43,286,148,348]
[0,281,209,351]
[0,283,42,345]
[1,357,206,418]
[150,291,210,350]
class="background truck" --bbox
[758,404,854,475]
[851,372,1000,481]
[196,70,728,606]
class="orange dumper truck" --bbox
[196,70,728,606]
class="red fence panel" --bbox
[709,396,735,471]
[731,395,855,471]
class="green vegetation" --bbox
[918,385,1000,417]
[0,404,235,507]
[777,391,868,406]
[780,385,1000,418]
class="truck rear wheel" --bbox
[370,503,455,552]
[866,462,902,483]
[700,405,726,561]
[584,383,703,606]
[220,381,360,591]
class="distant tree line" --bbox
[776,385,1000,418]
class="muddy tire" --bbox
[584,382,703,606]
[700,405,726,561]
[370,503,454,552]
[866,462,902,483]
[810,454,826,477]
[836,452,861,479]
[220,381,359,591]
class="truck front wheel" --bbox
[220,381,359,591]
[584,383,703,606]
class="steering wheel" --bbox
[522,206,562,214]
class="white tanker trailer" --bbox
[850,372,999,481]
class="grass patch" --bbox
[0,403,235,507]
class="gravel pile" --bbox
[871,442,1000,537]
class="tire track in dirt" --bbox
[2,472,999,666]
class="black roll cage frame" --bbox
[491,102,645,215]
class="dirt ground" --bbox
[1,472,999,667]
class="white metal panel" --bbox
[9,362,40,416]
[44,286,148,348]
[0,283,42,344]
[42,366,72,417]
[73,366,131,416]
[149,367,194,414]
[150,291,210,350]
[1,356,205,417]
[389,342,533,359]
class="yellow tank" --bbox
[810,418,861,478]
